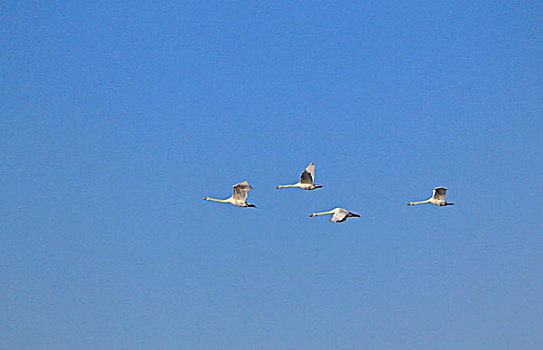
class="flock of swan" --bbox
[204,162,454,223]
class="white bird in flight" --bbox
[407,187,454,207]
[275,163,322,190]
[309,207,361,222]
[204,181,257,207]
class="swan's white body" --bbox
[276,163,322,190]
[407,187,454,207]
[204,181,256,207]
[309,207,361,223]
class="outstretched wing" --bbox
[232,181,253,201]
[300,163,315,184]
[331,208,349,222]
[432,187,448,201]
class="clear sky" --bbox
[2,1,542,349]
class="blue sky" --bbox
[2,1,542,349]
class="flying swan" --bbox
[407,187,454,206]
[203,181,256,207]
[275,163,322,190]
[309,208,361,222]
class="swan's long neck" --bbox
[408,199,431,205]
[205,197,229,203]
[276,184,299,189]
[311,210,335,216]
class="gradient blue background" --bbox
[2,1,542,349]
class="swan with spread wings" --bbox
[275,163,322,190]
